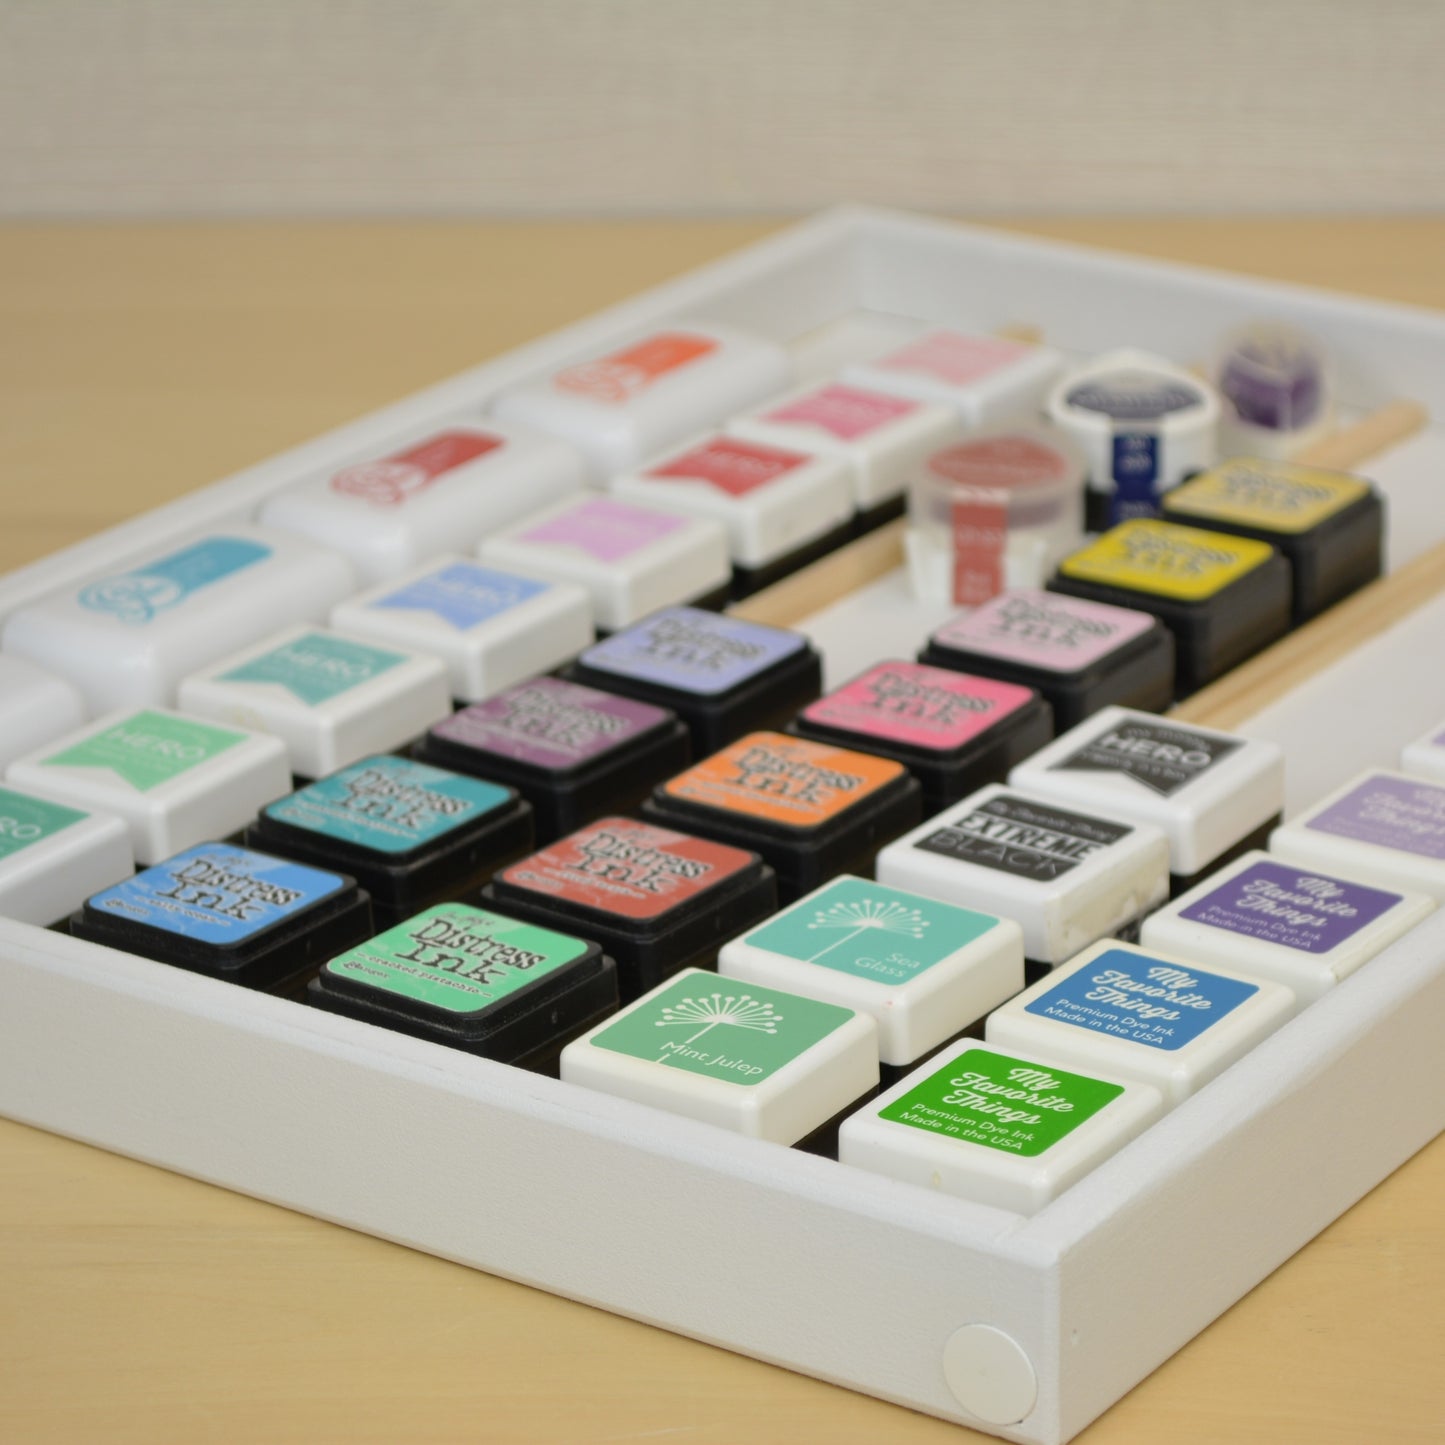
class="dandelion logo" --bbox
[804,897,928,962]
[654,992,782,1061]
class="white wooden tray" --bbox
[2,209,1443,1443]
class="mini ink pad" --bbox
[247,755,533,927]
[791,659,1052,813]
[566,606,822,754]
[415,677,689,843]
[641,732,922,903]
[72,842,371,997]
[484,816,776,999]
[308,901,618,1071]
[1161,457,1384,623]
[1048,520,1291,696]
[918,588,1175,730]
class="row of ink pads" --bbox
[6,585,1445,1211]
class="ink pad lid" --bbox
[843,330,1064,427]
[308,901,617,1064]
[1,525,356,715]
[416,677,689,842]
[0,656,86,770]
[918,588,1175,731]
[0,783,133,928]
[610,433,854,568]
[6,707,291,865]
[178,625,451,779]
[727,381,958,509]
[642,732,922,899]
[719,875,1024,1066]
[792,660,1053,811]
[839,1042,1164,1215]
[478,495,732,631]
[491,321,794,479]
[567,606,822,753]
[985,939,1295,1106]
[560,966,879,1145]
[72,842,370,992]
[1008,706,1285,875]
[875,783,1170,965]
[1401,719,1445,786]
[248,755,532,916]
[258,417,585,584]
[1141,850,1435,1007]
[1269,769,1445,900]
[484,816,776,998]
[329,557,594,703]
[1161,458,1383,622]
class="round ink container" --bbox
[71,842,372,998]
[790,659,1053,814]
[918,588,1175,731]
[247,754,534,929]
[565,606,823,755]
[903,427,1085,608]
[415,676,689,843]
[641,732,923,904]
[1214,322,1332,461]
[1044,349,1220,531]
[483,816,777,1000]
[1048,520,1291,697]
[1161,457,1383,624]
[309,901,618,1073]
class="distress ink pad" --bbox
[566,606,822,754]
[309,902,618,1070]
[484,816,776,999]
[918,588,1174,730]
[1270,769,1445,901]
[1048,519,1291,696]
[610,433,855,596]
[178,625,451,780]
[72,842,371,996]
[719,875,1024,1074]
[985,940,1294,1106]
[330,557,593,703]
[875,783,1170,970]
[1008,707,1285,894]
[791,659,1052,813]
[1142,850,1434,1009]
[0,784,133,927]
[839,1043,1163,1215]
[560,967,879,1147]
[248,755,533,927]
[416,677,689,842]
[7,708,291,865]
[477,494,733,629]
[1401,717,1445,785]
[1161,457,1384,623]
[641,732,922,903]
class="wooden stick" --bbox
[726,398,1429,632]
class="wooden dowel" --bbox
[1294,398,1428,470]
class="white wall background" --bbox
[3,0,1444,218]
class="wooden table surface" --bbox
[2,217,1443,1444]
